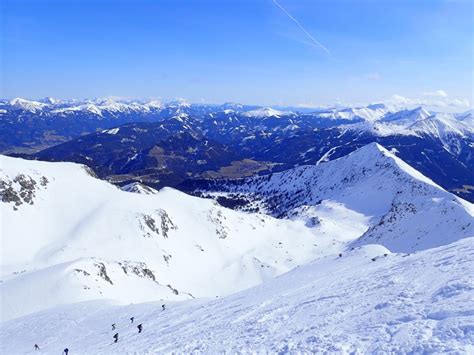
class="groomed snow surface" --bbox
[1,143,474,353]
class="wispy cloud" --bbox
[272,0,330,55]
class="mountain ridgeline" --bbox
[2,98,473,201]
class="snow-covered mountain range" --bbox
[3,98,472,201]
[3,97,165,116]
[1,97,471,142]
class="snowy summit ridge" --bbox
[194,142,474,253]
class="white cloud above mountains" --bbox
[422,90,448,98]
[388,91,471,111]
[295,90,470,113]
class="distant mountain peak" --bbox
[382,106,431,123]
[8,97,48,112]
[168,98,191,108]
[242,107,290,118]
[144,100,163,109]
[221,102,244,110]
[40,97,61,105]
[318,104,392,122]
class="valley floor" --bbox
[1,238,473,354]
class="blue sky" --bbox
[1,0,473,108]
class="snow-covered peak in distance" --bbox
[87,98,149,113]
[339,106,473,142]
[405,112,474,155]
[143,99,164,109]
[221,102,245,110]
[381,106,431,123]
[167,98,191,108]
[409,112,473,137]
[51,103,105,116]
[242,107,292,118]
[40,97,62,105]
[48,98,164,117]
[7,97,48,112]
[1,97,470,123]
[315,103,392,122]
[195,142,474,253]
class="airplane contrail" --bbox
[272,0,330,55]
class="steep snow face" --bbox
[1,238,473,353]
[196,143,474,253]
[0,155,334,320]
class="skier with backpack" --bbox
[137,324,143,333]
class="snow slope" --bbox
[196,143,474,253]
[0,155,330,320]
[1,238,473,353]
